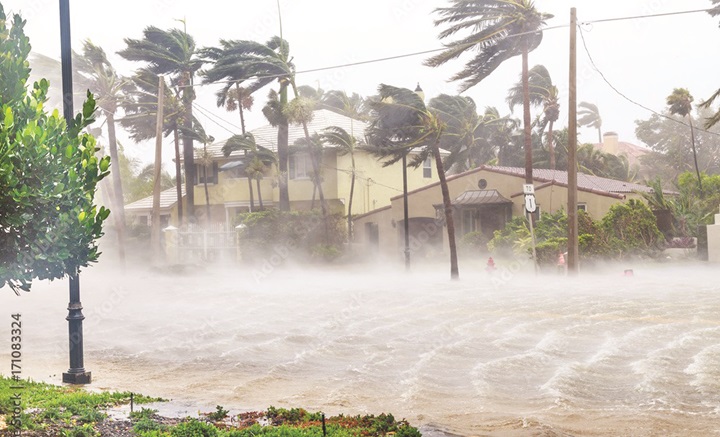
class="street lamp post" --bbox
[59,0,91,385]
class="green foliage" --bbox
[134,417,168,435]
[459,231,490,254]
[601,199,664,256]
[487,216,531,255]
[170,419,218,437]
[60,423,99,437]
[130,407,159,421]
[237,210,346,263]
[0,6,110,292]
[206,405,229,422]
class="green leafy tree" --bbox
[702,2,720,129]
[0,6,110,292]
[119,24,204,219]
[578,101,603,143]
[366,84,459,279]
[601,199,664,257]
[425,0,552,184]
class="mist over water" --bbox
[2,258,719,436]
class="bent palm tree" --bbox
[319,126,362,240]
[222,133,276,211]
[578,101,603,143]
[181,122,215,223]
[120,68,187,222]
[74,40,135,263]
[507,65,560,169]
[425,0,552,184]
[119,24,204,219]
[667,88,703,198]
[366,84,459,279]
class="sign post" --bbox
[523,185,539,274]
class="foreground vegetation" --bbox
[0,377,421,437]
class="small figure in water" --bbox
[557,251,566,275]
[486,257,496,273]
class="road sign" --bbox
[525,194,537,213]
[523,184,535,195]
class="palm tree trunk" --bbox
[433,143,459,280]
[106,112,126,265]
[256,177,264,210]
[173,127,183,224]
[522,45,533,185]
[181,71,195,218]
[548,120,555,170]
[348,156,356,242]
[236,84,255,212]
[688,116,704,198]
[278,85,290,211]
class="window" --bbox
[195,162,218,185]
[462,209,476,234]
[423,157,432,178]
[290,153,313,179]
[577,203,587,212]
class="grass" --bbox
[0,376,422,436]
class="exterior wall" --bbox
[707,211,720,263]
[353,207,398,259]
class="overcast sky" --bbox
[3,0,719,167]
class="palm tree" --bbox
[322,90,368,120]
[200,41,260,211]
[119,24,205,219]
[366,84,459,279]
[425,0,552,184]
[222,133,276,211]
[578,101,603,143]
[319,126,362,240]
[480,107,521,166]
[120,68,187,222]
[199,36,296,211]
[181,122,215,223]
[507,65,559,169]
[428,94,490,173]
[73,40,135,263]
[667,88,703,198]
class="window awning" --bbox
[434,190,512,208]
[219,160,245,171]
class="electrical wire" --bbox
[577,22,720,138]
[580,8,713,25]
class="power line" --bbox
[577,23,720,138]
[580,8,713,25]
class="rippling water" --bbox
[2,260,719,436]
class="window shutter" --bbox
[212,162,219,184]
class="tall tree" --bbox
[700,0,720,128]
[578,101,603,143]
[507,65,559,169]
[119,24,204,220]
[199,37,296,211]
[425,0,552,184]
[120,68,186,222]
[429,94,491,173]
[200,40,259,210]
[73,40,134,263]
[181,122,215,223]
[366,84,459,279]
[319,126,362,241]
[667,88,703,198]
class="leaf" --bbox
[4,106,13,127]
[78,211,86,222]
[65,145,74,159]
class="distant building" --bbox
[353,165,664,259]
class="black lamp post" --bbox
[59,0,91,385]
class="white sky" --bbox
[3,0,720,168]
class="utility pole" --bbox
[567,7,579,274]
[60,0,91,385]
[152,75,165,261]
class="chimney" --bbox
[602,132,619,155]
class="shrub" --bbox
[459,231,490,255]
[170,420,218,437]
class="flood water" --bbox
[1,259,719,436]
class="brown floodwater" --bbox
[1,259,719,436]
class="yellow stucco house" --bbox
[353,165,657,259]
[125,109,442,229]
